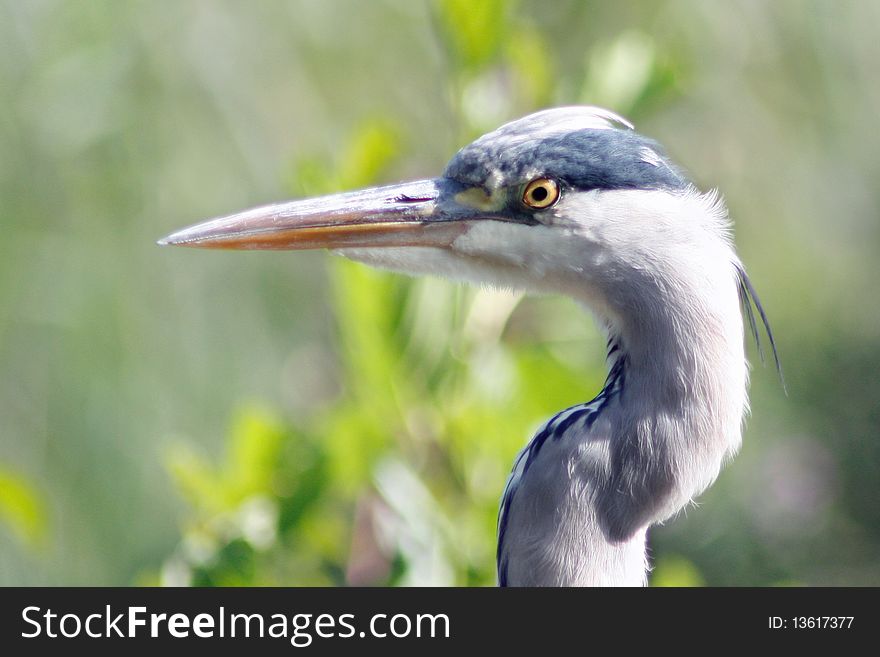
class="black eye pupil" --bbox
[531,186,548,202]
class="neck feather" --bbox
[578,249,749,550]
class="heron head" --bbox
[160,107,734,312]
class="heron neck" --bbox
[588,266,748,536]
[496,269,747,587]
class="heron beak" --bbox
[158,178,474,251]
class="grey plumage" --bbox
[447,120,689,194]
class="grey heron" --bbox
[160,106,779,586]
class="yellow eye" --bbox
[522,178,560,209]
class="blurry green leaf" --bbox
[296,509,349,562]
[634,53,683,116]
[580,30,683,118]
[287,156,338,197]
[582,30,656,114]
[435,0,514,71]
[277,436,328,533]
[191,538,256,587]
[165,405,286,514]
[165,444,227,513]
[320,401,392,492]
[651,554,706,587]
[288,119,401,197]
[226,406,285,497]
[505,28,555,107]
[338,120,401,189]
[333,262,398,375]
[0,468,47,548]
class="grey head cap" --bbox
[444,106,691,194]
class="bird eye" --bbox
[522,178,560,209]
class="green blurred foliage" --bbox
[1,0,879,587]
[166,406,285,515]
[651,554,706,588]
[435,0,513,73]
[0,468,47,548]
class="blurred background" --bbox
[1,0,878,586]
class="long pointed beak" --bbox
[158,178,474,251]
